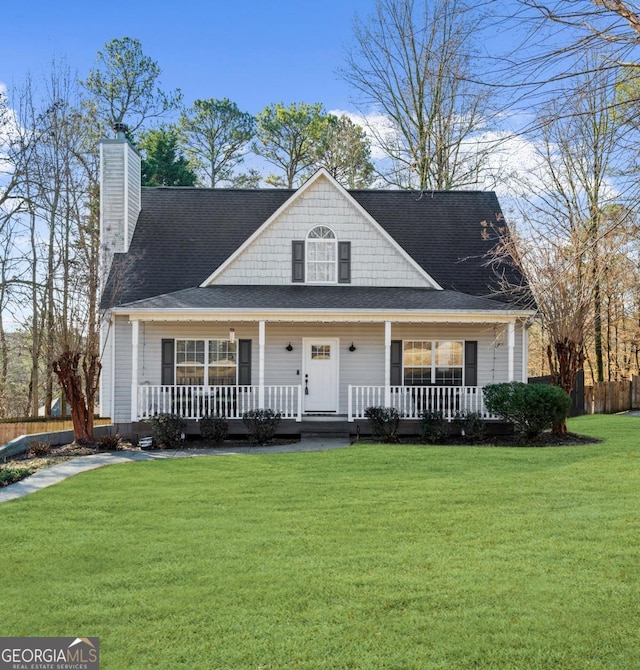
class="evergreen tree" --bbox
[139,127,197,186]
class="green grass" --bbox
[1,414,639,669]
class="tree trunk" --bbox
[548,338,584,434]
[52,348,101,444]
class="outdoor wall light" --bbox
[349,342,357,352]
[229,328,236,343]
[286,342,293,351]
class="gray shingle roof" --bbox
[116,285,521,312]
[102,186,528,310]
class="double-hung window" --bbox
[403,340,463,386]
[176,339,237,385]
[292,226,350,284]
[306,226,336,283]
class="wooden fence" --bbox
[0,418,112,446]
[584,376,640,414]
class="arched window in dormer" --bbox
[291,227,350,284]
[306,226,337,283]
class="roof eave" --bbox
[108,306,536,323]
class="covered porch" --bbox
[109,308,530,429]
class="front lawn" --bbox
[1,414,639,669]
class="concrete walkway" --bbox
[0,437,351,504]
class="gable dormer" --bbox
[203,169,441,289]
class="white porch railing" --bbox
[137,385,302,421]
[348,385,496,422]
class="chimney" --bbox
[99,123,141,277]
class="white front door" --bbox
[303,338,339,412]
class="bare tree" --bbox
[2,61,107,439]
[0,88,35,415]
[341,0,496,190]
[495,64,637,428]
[493,227,593,433]
[492,0,640,121]
[314,115,375,188]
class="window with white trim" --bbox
[306,226,336,283]
[176,339,237,385]
[403,340,463,385]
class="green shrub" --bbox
[242,409,281,445]
[454,411,486,443]
[483,382,571,439]
[148,413,186,449]
[200,414,228,445]
[27,440,51,458]
[96,434,123,451]
[0,466,31,487]
[364,406,402,443]
[419,410,448,444]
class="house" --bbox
[99,131,534,437]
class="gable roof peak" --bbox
[200,166,442,289]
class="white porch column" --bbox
[508,321,515,382]
[259,320,265,407]
[522,321,528,383]
[384,321,391,406]
[130,319,139,422]
[110,315,116,421]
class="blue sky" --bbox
[2,0,378,115]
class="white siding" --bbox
[264,323,385,413]
[113,316,133,422]
[100,143,125,261]
[126,143,141,250]
[390,322,525,386]
[99,317,114,418]
[137,322,260,386]
[212,175,431,288]
[99,139,141,277]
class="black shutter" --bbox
[390,340,403,386]
[464,341,478,386]
[292,241,305,283]
[161,339,175,385]
[338,241,351,284]
[238,339,252,385]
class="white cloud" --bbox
[329,107,549,196]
